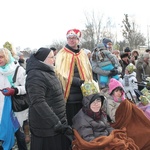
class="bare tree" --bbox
[81,11,118,51]
[81,11,104,50]
[101,17,116,41]
[121,14,146,49]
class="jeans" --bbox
[15,128,27,150]
[0,141,3,150]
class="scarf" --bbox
[82,107,101,121]
[0,51,16,86]
[113,92,125,102]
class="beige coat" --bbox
[101,88,121,123]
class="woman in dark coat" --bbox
[72,93,113,142]
[26,48,72,150]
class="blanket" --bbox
[137,102,150,120]
[112,99,150,150]
[72,127,139,150]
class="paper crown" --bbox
[125,63,136,74]
[81,80,100,97]
[66,29,81,39]
[139,95,150,106]
[141,87,149,96]
[146,77,150,90]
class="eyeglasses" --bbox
[67,37,78,40]
[92,99,101,104]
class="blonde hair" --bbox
[0,48,11,64]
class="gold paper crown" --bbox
[141,88,149,96]
[139,95,150,106]
[81,80,100,97]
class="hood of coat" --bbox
[26,54,55,75]
[82,93,105,108]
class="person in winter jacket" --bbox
[91,39,122,88]
[102,78,126,123]
[0,48,28,150]
[91,43,119,88]
[55,29,93,126]
[131,50,139,65]
[120,53,130,78]
[72,93,114,142]
[120,63,138,102]
[136,53,150,90]
[26,48,72,150]
[124,47,131,59]
[102,38,113,52]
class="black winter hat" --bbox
[102,38,112,47]
[90,93,105,105]
[120,53,129,59]
[124,47,131,52]
[146,49,150,52]
[34,47,51,61]
[50,47,57,51]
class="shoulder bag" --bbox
[11,66,29,112]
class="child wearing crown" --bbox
[120,63,138,102]
[137,87,150,119]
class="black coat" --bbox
[26,55,67,137]
[65,44,83,103]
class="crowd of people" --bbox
[0,28,150,150]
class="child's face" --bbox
[125,69,129,74]
[113,88,122,98]
[90,99,102,112]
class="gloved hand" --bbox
[54,121,73,135]
[109,69,118,77]
[1,87,18,96]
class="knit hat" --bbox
[124,47,131,52]
[145,49,150,52]
[108,78,124,94]
[97,43,106,50]
[120,53,128,59]
[102,38,112,48]
[50,47,56,51]
[90,93,105,105]
[125,63,136,74]
[34,47,51,61]
[66,29,81,39]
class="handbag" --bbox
[11,66,29,112]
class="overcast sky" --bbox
[0,0,150,50]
